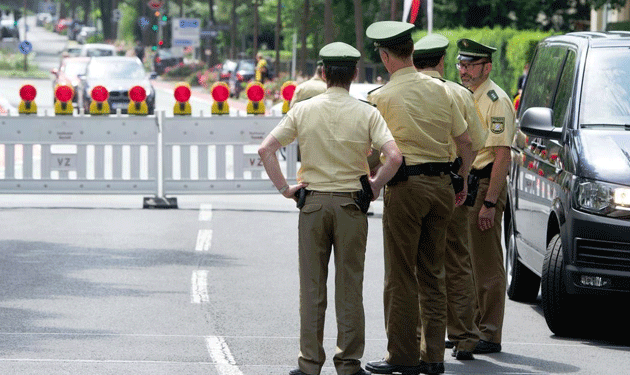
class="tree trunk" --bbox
[324,0,332,44]
[208,0,217,66]
[275,0,281,78]
[253,0,260,58]
[299,0,310,76]
[230,0,237,59]
[353,0,365,82]
[390,0,396,20]
[100,0,112,40]
[180,0,184,16]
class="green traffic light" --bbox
[162,15,167,22]
[152,46,157,51]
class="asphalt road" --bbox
[0,195,629,375]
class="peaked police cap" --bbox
[319,42,361,66]
[366,21,414,49]
[413,34,449,58]
[457,38,496,61]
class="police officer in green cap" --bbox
[413,33,488,361]
[290,60,327,108]
[259,41,402,375]
[456,38,516,355]
[365,21,475,375]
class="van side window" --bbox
[552,50,577,128]
[518,46,567,116]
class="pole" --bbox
[427,0,433,34]
[291,32,296,80]
[23,0,27,72]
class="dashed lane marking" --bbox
[199,204,213,221]
[195,229,213,251]
[191,270,209,303]
[205,336,244,375]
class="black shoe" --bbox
[473,340,502,354]
[419,361,445,374]
[289,368,312,375]
[366,359,422,375]
[351,369,371,375]
[451,348,475,360]
[444,340,456,349]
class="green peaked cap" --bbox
[319,42,361,66]
[457,38,496,61]
[366,21,414,48]
[413,34,449,58]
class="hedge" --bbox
[412,27,557,98]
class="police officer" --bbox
[364,21,475,375]
[258,42,402,375]
[456,38,516,354]
[413,34,488,361]
[290,61,327,108]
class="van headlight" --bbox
[575,178,630,217]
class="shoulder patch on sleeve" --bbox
[491,117,505,134]
[487,90,499,102]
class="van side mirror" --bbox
[520,107,563,141]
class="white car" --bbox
[79,43,116,57]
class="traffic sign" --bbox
[112,9,122,23]
[147,0,164,11]
[172,18,200,48]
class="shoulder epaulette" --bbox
[367,85,382,96]
[487,90,499,102]
[457,82,473,93]
[359,99,377,107]
[431,76,446,82]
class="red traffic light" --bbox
[211,82,229,102]
[129,86,147,102]
[281,82,296,101]
[174,84,191,102]
[19,84,37,101]
[246,83,265,102]
[158,40,164,46]
[55,85,74,102]
[91,85,109,102]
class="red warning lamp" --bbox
[91,85,109,102]
[174,84,191,102]
[211,83,229,102]
[19,84,37,102]
[55,85,74,103]
[246,83,265,102]
[281,83,296,102]
[129,86,147,102]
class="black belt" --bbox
[406,162,452,176]
[471,163,493,179]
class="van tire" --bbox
[541,233,576,336]
[506,219,540,302]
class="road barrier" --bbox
[0,111,297,208]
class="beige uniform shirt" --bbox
[289,76,327,108]
[421,70,488,159]
[271,87,395,192]
[368,67,468,165]
[472,78,516,170]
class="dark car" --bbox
[505,31,630,335]
[79,56,156,114]
[51,57,90,104]
[228,59,255,99]
[153,49,184,75]
[1,19,19,39]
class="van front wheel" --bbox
[541,233,577,336]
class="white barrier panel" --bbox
[0,114,159,194]
[161,113,298,194]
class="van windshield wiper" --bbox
[581,124,630,130]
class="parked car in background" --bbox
[79,56,156,114]
[1,19,19,39]
[76,26,97,44]
[505,31,630,336]
[61,44,83,61]
[228,59,255,99]
[153,49,184,75]
[36,12,52,27]
[67,21,83,40]
[79,43,116,57]
[219,59,237,82]
[55,18,72,33]
[51,57,90,104]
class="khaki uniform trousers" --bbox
[418,205,481,352]
[298,192,368,375]
[468,178,507,344]
[383,174,454,364]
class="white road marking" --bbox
[199,204,213,221]
[205,336,244,375]
[191,270,209,303]
[195,229,213,251]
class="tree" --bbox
[353,0,364,82]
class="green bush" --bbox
[607,21,630,31]
[412,27,557,98]
[86,34,105,44]
[163,62,206,79]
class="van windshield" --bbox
[580,48,630,127]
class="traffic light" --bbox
[154,11,160,17]
[158,40,164,47]
[161,15,167,22]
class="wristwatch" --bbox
[483,200,497,208]
[278,184,289,194]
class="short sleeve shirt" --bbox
[270,87,394,192]
[472,78,516,170]
[289,76,327,108]
[368,67,468,165]
[421,70,488,159]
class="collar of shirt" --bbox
[389,66,418,81]
[420,70,442,79]
[325,86,350,95]
[473,78,492,101]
